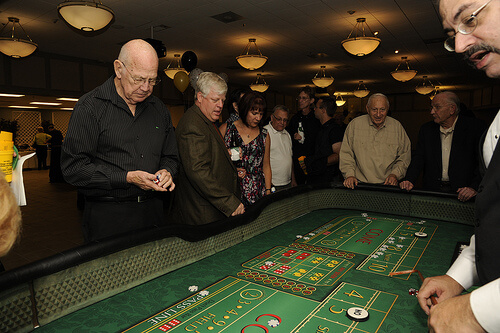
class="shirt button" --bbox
[140,154,144,158]
[136,136,139,140]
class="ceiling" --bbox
[0,0,497,107]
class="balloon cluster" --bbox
[172,51,228,93]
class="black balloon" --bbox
[181,51,198,72]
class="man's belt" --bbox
[85,194,155,203]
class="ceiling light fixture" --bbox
[429,86,439,100]
[312,66,334,88]
[391,56,417,82]
[57,0,114,32]
[341,18,381,57]
[0,17,38,58]
[415,75,434,95]
[164,54,188,79]
[335,94,346,107]
[249,74,269,92]
[236,38,268,70]
[353,80,370,98]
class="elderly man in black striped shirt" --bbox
[62,39,179,242]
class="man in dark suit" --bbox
[174,72,244,225]
[417,0,500,331]
[400,91,486,202]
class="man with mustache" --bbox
[417,0,500,332]
[339,93,411,189]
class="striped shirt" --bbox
[61,76,179,198]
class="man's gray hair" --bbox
[273,105,289,115]
[437,91,461,113]
[367,93,390,109]
[195,72,227,97]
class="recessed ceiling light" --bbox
[395,50,399,54]
[9,105,38,109]
[0,93,25,97]
[30,102,62,106]
[57,98,79,101]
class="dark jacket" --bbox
[174,104,241,225]
[404,115,486,191]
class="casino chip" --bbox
[199,290,209,296]
[188,285,198,292]
[267,319,280,327]
[296,235,303,238]
[414,232,428,238]
[346,307,369,322]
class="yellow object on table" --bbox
[0,131,14,182]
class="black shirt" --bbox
[286,109,322,158]
[305,118,345,184]
[61,76,179,198]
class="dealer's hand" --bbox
[417,274,464,314]
[427,293,485,333]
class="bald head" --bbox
[431,91,460,128]
[113,39,159,109]
[117,39,158,72]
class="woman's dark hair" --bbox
[238,91,266,127]
[228,88,248,115]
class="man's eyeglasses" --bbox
[444,0,492,52]
[120,61,161,86]
[272,114,288,123]
[296,96,310,101]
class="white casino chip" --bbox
[267,319,280,327]
[199,290,209,296]
[188,285,198,292]
[265,261,274,266]
[296,235,303,238]
[346,307,369,322]
[303,237,310,240]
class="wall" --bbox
[1,52,499,146]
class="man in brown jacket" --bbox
[174,72,244,225]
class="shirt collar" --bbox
[268,122,285,134]
[367,115,386,129]
[440,115,458,135]
[95,75,155,109]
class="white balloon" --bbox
[189,68,204,88]
[219,72,228,82]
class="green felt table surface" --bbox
[35,208,474,333]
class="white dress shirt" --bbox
[264,123,293,186]
[446,109,500,332]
